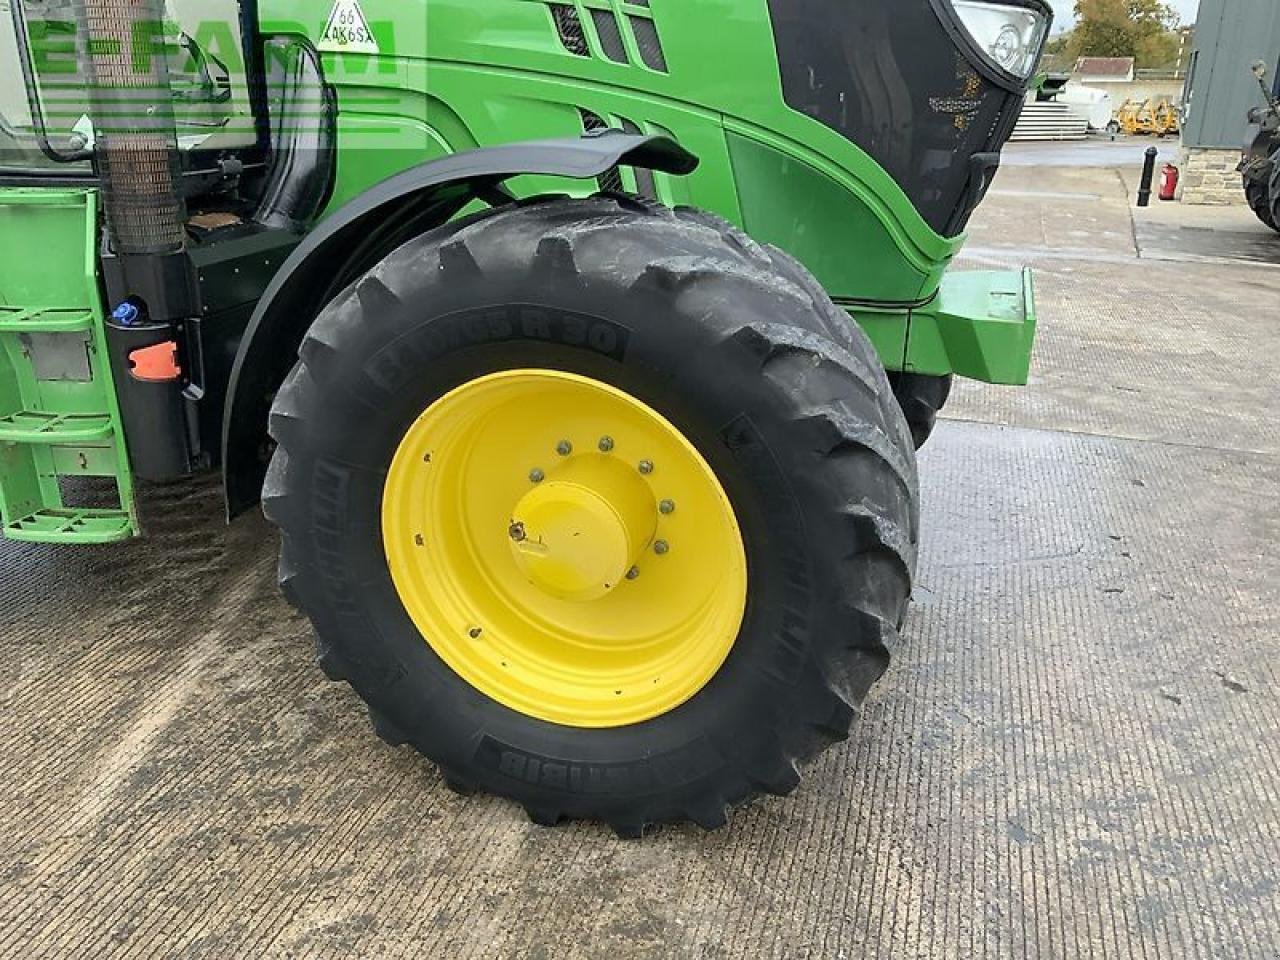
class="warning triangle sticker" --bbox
[319,0,379,54]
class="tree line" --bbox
[1046,0,1185,70]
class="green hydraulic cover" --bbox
[0,188,137,544]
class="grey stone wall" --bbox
[1178,147,1245,204]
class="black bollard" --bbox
[1137,147,1158,207]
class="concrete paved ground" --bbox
[2,144,1279,958]
[999,136,1181,169]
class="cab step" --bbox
[0,188,138,544]
[0,308,95,333]
[0,411,115,443]
[4,507,134,545]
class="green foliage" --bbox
[1063,0,1182,69]
[1044,33,1071,56]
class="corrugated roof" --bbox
[1074,57,1136,78]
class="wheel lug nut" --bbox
[556,440,573,457]
[529,468,545,484]
[659,499,675,515]
[598,436,615,453]
[638,459,654,475]
[625,566,640,580]
[509,522,527,543]
[653,540,670,556]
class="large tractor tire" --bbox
[263,195,919,836]
[1270,156,1280,233]
[1246,180,1278,233]
[888,372,954,449]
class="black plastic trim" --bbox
[221,133,699,516]
[832,293,937,311]
[105,320,194,481]
[252,37,338,229]
[240,0,273,155]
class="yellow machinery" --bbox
[1116,98,1181,137]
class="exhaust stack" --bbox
[77,0,185,254]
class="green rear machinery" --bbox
[0,0,1050,833]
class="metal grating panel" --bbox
[590,8,629,64]
[549,4,590,57]
[579,110,625,193]
[629,16,668,73]
[618,119,657,199]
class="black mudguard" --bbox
[221,132,698,516]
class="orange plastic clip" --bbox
[127,341,182,383]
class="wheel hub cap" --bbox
[381,369,747,728]
[509,456,657,603]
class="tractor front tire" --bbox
[263,196,919,835]
[888,372,953,449]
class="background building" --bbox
[1074,56,1137,84]
[1180,0,1280,203]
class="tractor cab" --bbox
[0,0,256,174]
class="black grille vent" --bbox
[579,110,625,194]
[550,4,589,57]
[579,109,608,134]
[629,16,668,73]
[547,3,669,74]
[618,120,657,200]
[590,9,629,64]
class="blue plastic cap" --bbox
[112,302,141,327]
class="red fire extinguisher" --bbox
[1159,163,1179,202]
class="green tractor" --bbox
[0,0,1049,834]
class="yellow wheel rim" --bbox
[382,369,748,728]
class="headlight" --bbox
[950,1,1050,80]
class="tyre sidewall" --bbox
[286,270,875,817]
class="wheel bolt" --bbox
[556,440,573,456]
[638,459,654,475]
[653,540,670,556]
[509,522,527,543]
[659,499,675,515]
[529,468,545,484]
[625,566,640,580]
[598,436,615,453]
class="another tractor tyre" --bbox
[1269,156,1280,233]
[263,195,919,836]
[888,372,954,449]
[1246,180,1278,232]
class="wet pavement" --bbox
[2,147,1279,958]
